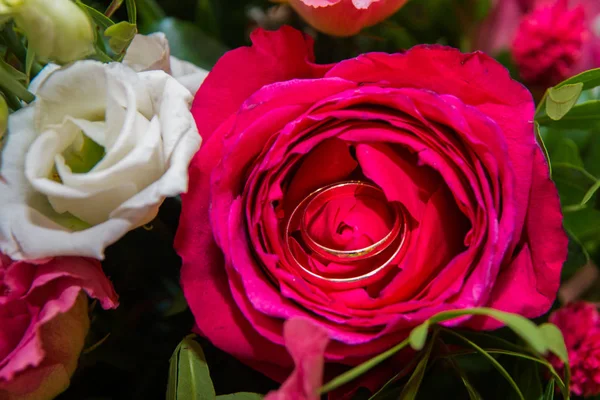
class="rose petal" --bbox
[191,26,332,140]
[265,318,330,400]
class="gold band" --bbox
[283,180,409,290]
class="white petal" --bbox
[28,63,60,95]
[169,56,209,95]
[35,61,108,130]
[0,63,201,261]
[67,118,106,147]
[0,108,126,260]
[111,74,200,216]
[123,32,171,74]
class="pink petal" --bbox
[191,26,331,140]
[265,318,330,400]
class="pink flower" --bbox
[511,0,600,87]
[0,254,118,400]
[176,26,567,385]
[550,302,600,397]
[286,0,408,36]
[265,318,329,400]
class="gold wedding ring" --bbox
[300,182,402,262]
[283,181,409,290]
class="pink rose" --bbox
[550,302,600,397]
[176,26,567,382]
[286,0,408,36]
[0,255,118,400]
[512,0,600,87]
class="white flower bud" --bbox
[12,0,95,63]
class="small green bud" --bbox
[13,0,95,64]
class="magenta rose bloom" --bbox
[176,27,567,381]
[0,254,118,400]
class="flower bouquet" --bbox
[1,0,599,399]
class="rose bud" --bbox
[286,0,408,36]
[0,254,118,400]
[0,34,207,260]
[550,302,600,397]
[512,0,600,88]
[11,0,95,64]
[176,27,568,386]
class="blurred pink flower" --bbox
[286,0,408,36]
[513,0,590,87]
[265,318,330,400]
[476,0,600,88]
[0,254,118,400]
[550,302,600,397]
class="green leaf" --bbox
[126,0,137,25]
[25,46,35,82]
[535,121,552,176]
[451,348,569,399]
[136,0,165,26]
[196,0,219,38]
[537,100,600,129]
[409,321,430,351]
[167,335,216,400]
[556,68,600,91]
[216,393,262,400]
[0,59,28,85]
[105,21,138,55]
[512,359,542,400]
[552,163,598,210]
[543,379,555,400]
[562,231,591,281]
[143,17,228,70]
[444,330,525,400]
[552,138,584,168]
[398,335,435,400]
[77,1,115,29]
[546,83,584,121]
[426,308,547,355]
[368,357,421,400]
[581,180,600,208]
[474,0,492,21]
[320,337,411,394]
[0,95,7,139]
[439,341,482,400]
[539,323,571,393]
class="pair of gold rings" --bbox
[284,181,408,290]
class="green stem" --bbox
[104,0,124,18]
[0,65,34,103]
[320,336,411,394]
[136,0,165,26]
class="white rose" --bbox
[0,36,207,260]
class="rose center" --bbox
[302,183,396,255]
[284,181,409,289]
